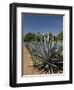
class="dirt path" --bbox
[23,45,40,75]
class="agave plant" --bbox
[25,33,63,74]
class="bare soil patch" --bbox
[23,45,40,75]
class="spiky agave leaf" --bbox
[25,33,63,74]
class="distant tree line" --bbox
[23,31,63,42]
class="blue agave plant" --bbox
[25,33,63,74]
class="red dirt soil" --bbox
[23,45,40,75]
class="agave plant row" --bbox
[24,32,63,74]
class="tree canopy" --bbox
[23,31,63,42]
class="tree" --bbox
[58,31,63,42]
[24,32,36,42]
[36,32,42,42]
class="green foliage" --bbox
[24,31,63,42]
[58,31,63,41]
[24,32,63,74]
[24,33,36,42]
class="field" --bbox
[23,32,63,75]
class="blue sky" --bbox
[22,13,63,35]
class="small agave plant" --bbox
[25,33,63,74]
